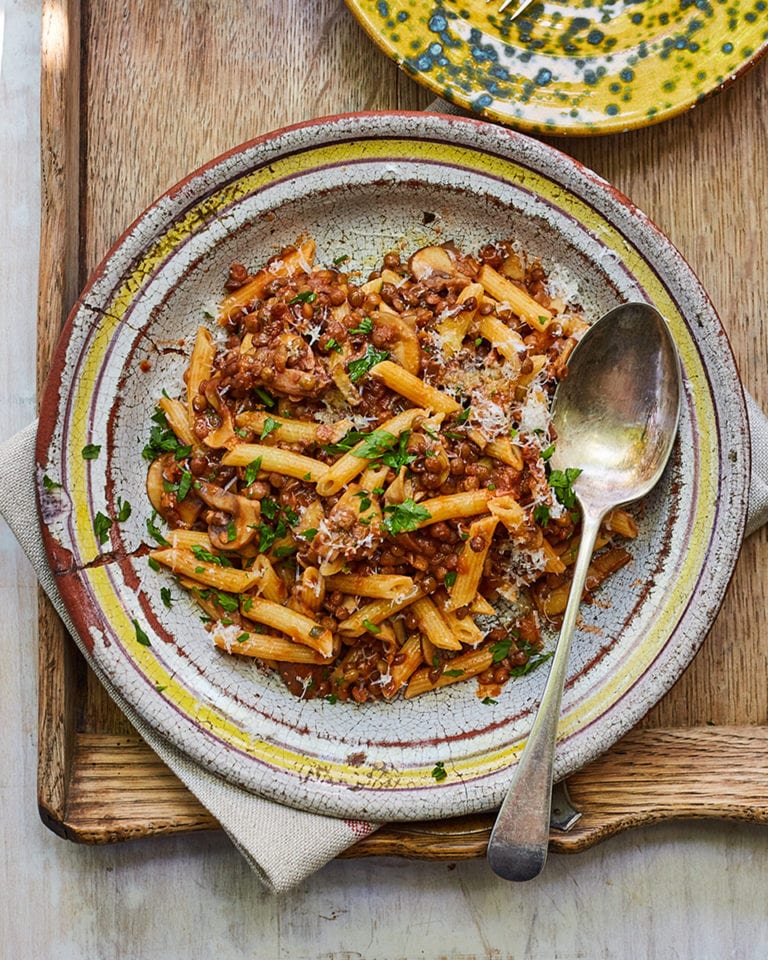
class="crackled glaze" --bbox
[346,0,768,134]
[35,114,748,820]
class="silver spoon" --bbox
[487,302,682,882]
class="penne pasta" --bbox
[477,263,554,329]
[446,515,499,610]
[324,573,415,599]
[213,627,336,664]
[409,597,462,651]
[221,443,329,483]
[239,596,335,657]
[369,361,461,415]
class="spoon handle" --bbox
[487,506,604,881]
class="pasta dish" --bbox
[144,238,636,703]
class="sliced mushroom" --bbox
[408,245,457,281]
[370,310,421,375]
[196,480,261,550]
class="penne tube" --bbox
[477,264,554,329]
[250,554,289,602]
[446,515,499,610]
[239,596,334,657]
[369,361,461,415]
[487,494,526,535]
[213,626,335,664]
[381,635,424,700]
[409,489,491,528]
[316,408,427,497]
[218,239,315,320]
[235,411,320,444]
[410,597,462,651]
[604,509,639,539]
[469,594,496,616]
[484,437,524,471]
[296,566,326,612]
[221,443,329,483]
[337,585,425,637]
[436,282,484,356]
[159,395,196,447]
[540,537,567,575]
[324,573,415,599]
[478,314,525,371]
[516,356,548,389]
[150,547,262,594]
[404,647,495,699]
[186,327,216,429]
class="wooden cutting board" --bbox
[36,0,768,855]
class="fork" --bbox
[492,0,538,18]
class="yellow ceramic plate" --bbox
[346,0,768,134]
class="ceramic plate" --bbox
[36,113,748,821]
[346,0,768,135]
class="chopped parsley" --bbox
[260,417,281,440]
[490,636,515,663]
[443,668,465,678]
[352,429,415,472]
[348,345,389,382]
[81,443,102,460]
[160,587,174,608]
[333,253,350,265]
[116,497,132,522]
[93,511,112,545]
[324,337,343,353]
[549,467,583,510]
[541,443,555,461]
[146,511,169,546]
[511,650,554,677]
[191,543,233,567]
[382,498,432,535]
[42,474,61,491]
[482,696,498,706]
[300,527,318,541]
[244,456,263,486]
[132,619,151,646]
[321,429,370,456]
[288,290,317,304]
[142,407,187,461]
[533,504,550,526]
[431,761,447,782]
[254,387,275,408]
[444,571,457,588]
[148,557,161,572]
[349,316,374,336]
[362,619,381,634]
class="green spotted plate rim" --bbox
[346,0,768,135]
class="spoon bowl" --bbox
[487,302,682,882]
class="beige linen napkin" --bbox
[2,391,767,891]
[0,421,380,894]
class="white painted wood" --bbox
[2,1,768,957]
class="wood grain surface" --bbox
[36,0,768,856]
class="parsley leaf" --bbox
[511,651,554,677]
[549,467,583,510]
[116,497,132,522]
[349,316,374,336]
[42,474,61,491]
[244,457,263,486]
[191,544,232,567]
[348,345,389,382]
[82,444,101,460]
[444,571,457,588]
[146,511,169,546]
[382,499,432,535]
[289,290,317,304]
[93,511,112,545]
[160,587,174,608]
[132,619,151,646]
[260,417,281,440]
[431,761,447,782]
[353,430,398,460]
